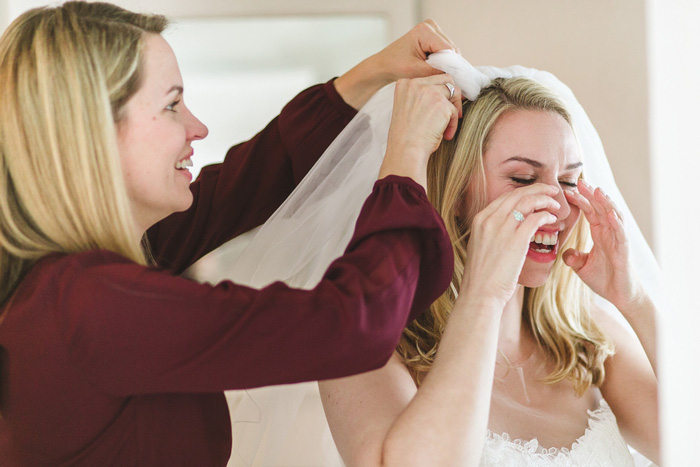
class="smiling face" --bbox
[116,33,208,236]
[481,109,582,287]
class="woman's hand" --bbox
[378,74,461,187]
[460,184,560,305]
[562,180,647,313]
[335,20,459,109]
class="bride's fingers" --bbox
[516,211,558,243]
[564,189,596,220]
[594,187,625,223]
[579,181,619,225]
[574,181,624,232]
[480,183,559,218]
[507,194,560,223]
[575,180,607,222]
[608,210,627,246]
[562,248,587,272]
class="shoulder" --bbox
[21,250,194,315]
[589,301,636,349]
[27,250,151,292]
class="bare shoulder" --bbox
[590,302,639,348]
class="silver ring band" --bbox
[445,82,455,99]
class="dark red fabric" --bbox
[0,82,453,466]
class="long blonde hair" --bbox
[0,2,169,306]
[397,77,614,395]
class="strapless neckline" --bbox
[481,399,634,466]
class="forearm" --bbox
[618,291,658,373]
[334,53,393,110]
[381,295,503,466]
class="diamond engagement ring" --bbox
[513,209,525,222]
[445,82,455,99]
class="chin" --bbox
[170,194,194,215]
[517,264,553,288]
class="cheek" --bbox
[483,178,510,205]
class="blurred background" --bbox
[1,1,697,464]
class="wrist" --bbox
[453,291,505,317]
[617,289,654,320]
[377,146,427,188]
[335,54,393,110]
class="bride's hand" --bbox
[459,183,560,305]
[378,74,461,187]
[562,180,646,312]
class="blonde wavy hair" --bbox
[397,77,614,395]
[0,2,169,307]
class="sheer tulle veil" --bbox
[196,51,662,466]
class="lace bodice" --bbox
[480,400,634,466]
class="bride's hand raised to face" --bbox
[459,183,560,305]
[378,75,462,187]
[562,180,646,313]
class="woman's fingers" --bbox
[382,75,464,184]
[422,19,460,55]
[393,74,462,147]
[440,78,462,139]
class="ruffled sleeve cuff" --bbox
[348,175,454,322]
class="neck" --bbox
[497,285,534,364]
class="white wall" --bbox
[647,1,700,465]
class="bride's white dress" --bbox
[481,400,634,466]
[221,382,645,467]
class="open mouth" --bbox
[529,231,558,254]
[175,157,193,170]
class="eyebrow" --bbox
[501,156,583,170]
[166,85,184,96]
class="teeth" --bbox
[175,158,193,170]
[530,231,559,246]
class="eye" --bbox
[510,176,535,185]
[559,180,578,189]
[166,99,181,112]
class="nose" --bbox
[185,106,209,141]
[551,184,571,220]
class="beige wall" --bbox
[422,0,653,249]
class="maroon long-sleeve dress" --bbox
[0,80,453,466]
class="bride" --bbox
[198,52,660,466]
[320,72,658,466]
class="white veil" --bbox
[191,51,662,466]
